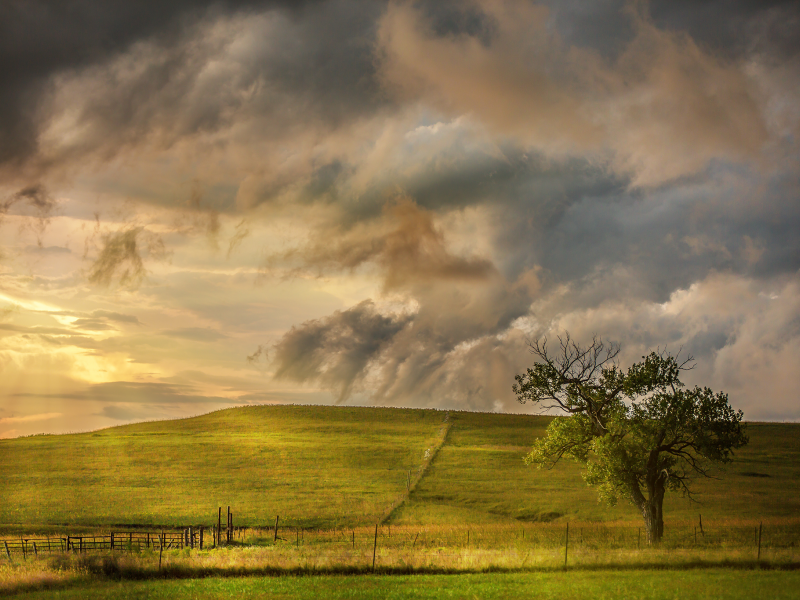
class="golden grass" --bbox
[3,516,797,595]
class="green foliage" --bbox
[514,336,748,537]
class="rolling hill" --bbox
[2,405,798,532]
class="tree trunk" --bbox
[630,472,666,545]
[640,493,664,544]
[641,476,666,545]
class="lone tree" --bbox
[513,334,747,545]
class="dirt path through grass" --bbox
[380,413,453,525]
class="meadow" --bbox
[3,406,797,531]
[5,568,800,600]
[2,405,799,598]
[0,405,448,530]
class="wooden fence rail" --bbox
[1,529,205,558]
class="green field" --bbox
[391,412,800,526]
[0,405,447,529]
[2,406,799,531]
[8,570,800,600]
[3,406,800,596]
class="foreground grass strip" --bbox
[10,570,800,600]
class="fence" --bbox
[2,529,204,558]
[3,516,797,566]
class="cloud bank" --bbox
[0,0,798,434]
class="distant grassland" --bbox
[2,406,799,531]
[390,412,800,526]
[0,406,445,529]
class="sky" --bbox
[1,0,799,438]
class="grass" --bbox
[0,405,447,529]
[2,405,798,598]
[390,412,800,525]
[6,568,800,600]
[1,405,798,535]
[1,520,797,593]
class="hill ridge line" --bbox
[379,412,453,525]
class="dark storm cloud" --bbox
[269,273,539,409]
[4,0,798,419]
[538,0,800,60]
[527,163,800,302]
[270,195,541,407]
[0,0,386,185]
[272,299,414,402]
[0,0,329,169]
[280,199,496,290]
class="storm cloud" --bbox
[272,300,414,402]
[1,0,799,434]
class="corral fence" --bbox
[2,529,204,559]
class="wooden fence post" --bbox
[159,531,164,572]
[274,516,280,542]
[758,522,763,560]
[4,541,10,560]
[372,524,378,572]
[218,507,222,548]
[200,527,204,550]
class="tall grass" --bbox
[3,517,797,594]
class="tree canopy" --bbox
[513,334,748,544]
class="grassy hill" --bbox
[0,405,446,529]
[390,411,800,526]
[2,405,798,532]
